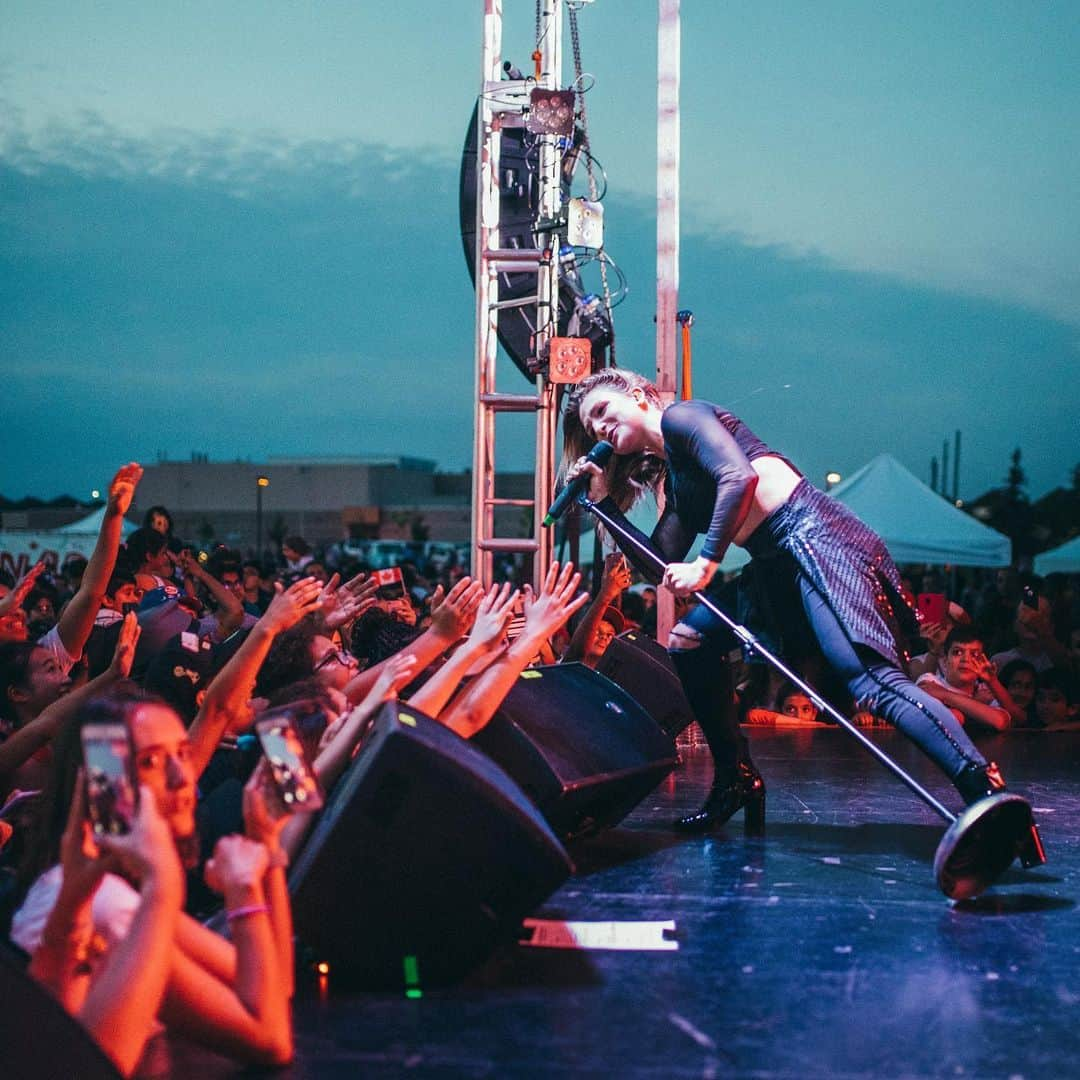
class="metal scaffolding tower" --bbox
[470,0,563,589]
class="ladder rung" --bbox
[490,294,539,311]
[480,393,540,412]
[486,498,535,508]
[478,539,540,554]
[485,248,543,270]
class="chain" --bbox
[567,1,615,362]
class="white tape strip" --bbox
[521,919,678,951]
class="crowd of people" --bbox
[0,463,594,1074]
[1,456,1077,1074]
[740,570,1079,734]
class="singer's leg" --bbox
[668,604,764,833]
[796,574,996,798]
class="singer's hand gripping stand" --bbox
[576,493,1046,900]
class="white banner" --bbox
[0,531,103,578]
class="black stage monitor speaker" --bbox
[0,942,123,1079]
[288,701,572,989]
[598,629,695,738]
[472,662,678,839]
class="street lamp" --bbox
[825,471,842,491]
[256,475,269,558]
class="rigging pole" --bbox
[655,0,681,642]
[471,0,563,589]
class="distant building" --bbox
[134,455,534,551]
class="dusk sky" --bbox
[3,1,1078,505]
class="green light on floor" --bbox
[403,954,422,999]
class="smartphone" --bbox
[372,567,406,601]
[255,710,325,813]
[81,722,138,836]
[916,592,948,625]
[1021,585,1039,610]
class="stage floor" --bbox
[193,727,1079,1078]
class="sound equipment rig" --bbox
[462,0,625,588]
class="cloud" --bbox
[0,108,457,196]
[2,121,1077,506]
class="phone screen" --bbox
[916,593,947,625]
[255,712,324,813]
[81,722,137,836]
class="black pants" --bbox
[669,570,987,786]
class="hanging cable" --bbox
[567,0,616,363]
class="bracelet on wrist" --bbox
[225,903,270,922]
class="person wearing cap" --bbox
[562,552,632,670]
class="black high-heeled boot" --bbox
[954,761,1047,868]
[674,761,766,835]
[954,761,1007,805]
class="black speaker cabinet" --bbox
[472,662,678,839]
[288,701,572,988]
[0,942,122,1079]
[598,629,695,738]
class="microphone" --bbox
[543,440,614,527]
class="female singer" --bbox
[560,368,1013,833]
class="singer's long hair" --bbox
[558,368,668,513]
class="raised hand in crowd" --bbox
[108,610,141,680]
[241,763,295,999]
[0,613,140,793]
[200,822,293,1064]
[317,571,379,635]
[173,549,244,638]
[409,582,520,720]
[440,562,588,739]
[464,581,521,657]
[31,769,116,1006]
[47,463,143,668]
[0,560,46,641]
[519,561,588,651]
[564,552,631,664]
[107,462,143,517]
[262,577,325,635]
[313,651,418,793]
[339,576,485,707]
[971,651,1027,726]
[31,772,183,1077]
[186,577,325,777]
[908,619,949,679]
[428,577,487,643]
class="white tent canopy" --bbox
[0,508,136,575]
[711,453,1012,572]
[53,506,132,534]
[827,454,1011,567]
[1034,534,1080,575]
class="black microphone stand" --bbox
[580,495,1044,899]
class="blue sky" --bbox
[3,1,1078,503]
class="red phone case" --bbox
[916,593,947,624]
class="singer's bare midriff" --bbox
[731,455,802,548]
